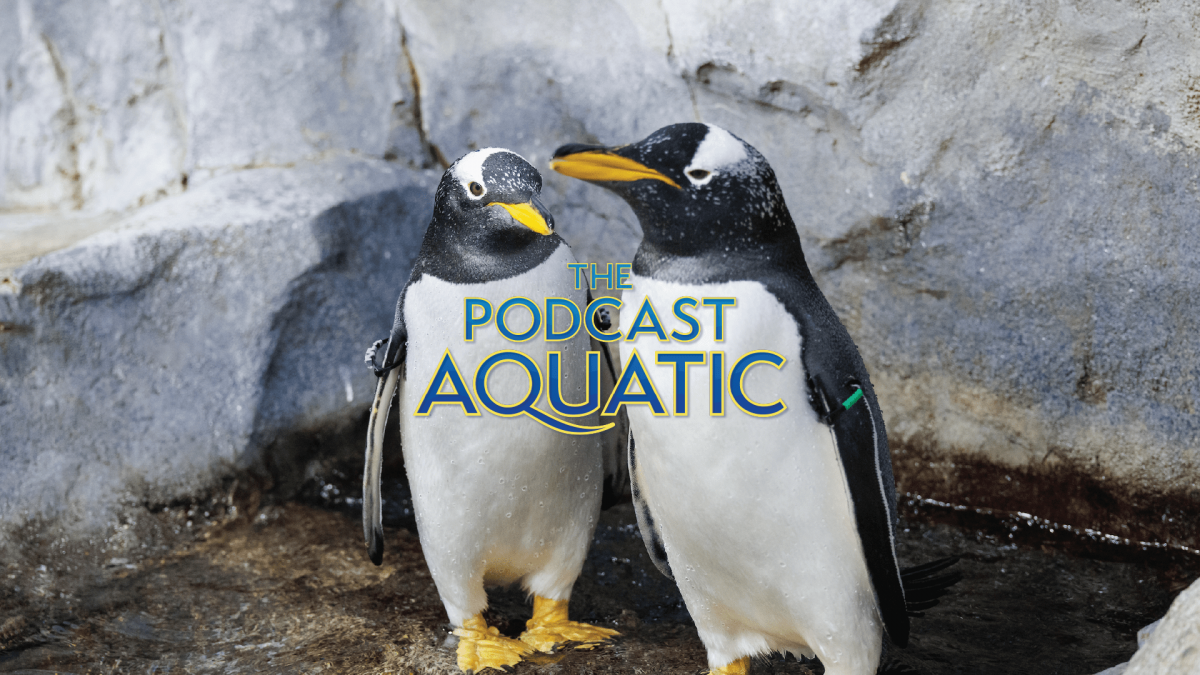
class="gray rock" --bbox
[1138,619,1164,649]
[0,157,436,543]
[3,0,1199,550]
[813,0,1200,535]
[396,0,1200,543]
[1126,579,1200,674]
[1,0,429,212]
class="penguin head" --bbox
[436,148,555,238]
[550,123,792,255]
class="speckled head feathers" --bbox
[434,148,554,236]
[551,123,792,257]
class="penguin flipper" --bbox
[362,289,410,565]
[628,430,672,579]
[363,366,400,566]
[813,375,910,647]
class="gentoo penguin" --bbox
[362,148,618,673]
[551,124,957,675]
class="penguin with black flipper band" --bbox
[361,148,622,673]
[552,124,959,675]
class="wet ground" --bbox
[1,457,1196,675]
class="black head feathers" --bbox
[552,123,793,257]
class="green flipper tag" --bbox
[841,388,864,411]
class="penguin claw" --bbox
[455,615,534,674]
[518,596,619,653]
[518,622,619,653]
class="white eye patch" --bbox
[684,125,749,186]
[451,147,514,199]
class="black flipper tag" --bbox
[808,373,861,425]
[366,334,408,378]
[365,337,389,376]
[594,306,612,332]
[585,287,613,332]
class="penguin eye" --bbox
[468,181,484,196]
[687,169,710,180]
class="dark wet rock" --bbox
[0,481,1190,674]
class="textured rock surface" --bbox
[0,157,436,545]
[2,0,1199,551]
[0,495,1183,674]
[1,0,428,211]
[392,0,1200,546]
[1126,578,1200,674]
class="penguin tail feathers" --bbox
[901,556,962,616]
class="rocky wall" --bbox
[2,0,1197,550]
